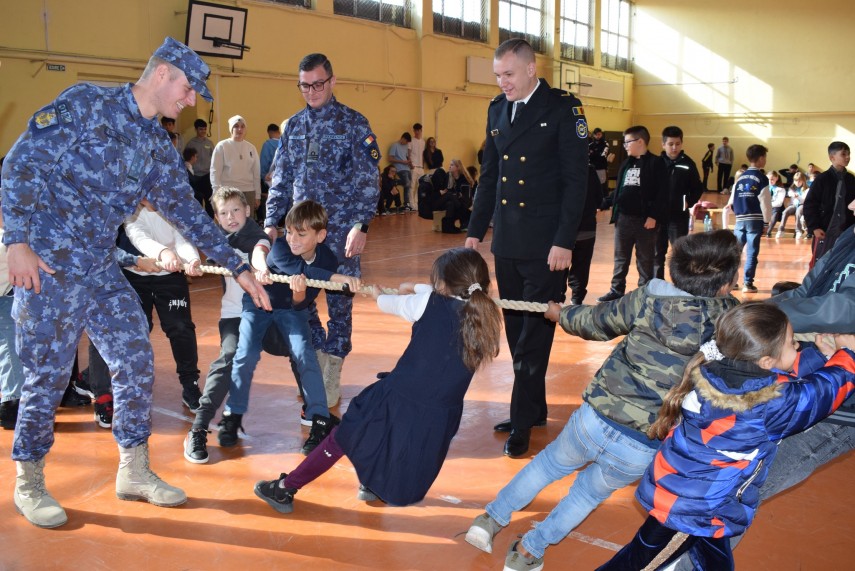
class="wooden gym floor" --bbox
[1,192,852,570]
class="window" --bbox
[559,0,593,64]
[498,0,546,53]
[433,0,488,42]
[333,0,412,28]
[266,0,311,7]
[601,0,631,71]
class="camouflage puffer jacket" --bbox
[560,279,739,436]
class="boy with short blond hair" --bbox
[221,200,360,456]
[184,187,275,463]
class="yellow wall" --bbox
[0,0,631,170]
[633,0,855,170]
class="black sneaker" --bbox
[93,394,113,429]
[254,473,297,514]
[301,413,340,455]
[0,399,19,430]
[217,412,244,447]
[60,383,90,407]
[184,428,210,464]
[182,383,202,412]
[72,376,95,399]
[596,290,624,303]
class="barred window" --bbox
[498,0,546,53]
[601,0,631,71]
[333,0,412,28]
[265,0,311,7]
[433,0,488,43]
[559,0,593,64]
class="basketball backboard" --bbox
[185,0,249,59]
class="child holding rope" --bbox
[596,302,855,570]
[219,200,360,456]
[254,247,502,513]
[466,230,741,571]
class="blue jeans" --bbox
[0,295,24,402]
[486,403,657,559]
[226,302,327,417]
[733,219,763,285]
[397,170,412,205]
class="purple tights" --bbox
[283,426,345,489]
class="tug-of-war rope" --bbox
[199,265,549,313]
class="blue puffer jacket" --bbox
[635,347,855,538]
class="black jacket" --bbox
[467,80,589,259]
[660,151,704,220]
[803,166,855,234]
[610,151,666,223]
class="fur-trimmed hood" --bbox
[693,362,783,413]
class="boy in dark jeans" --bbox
[222,200,361,456]
[653,125,704,280]
[726,144,771,293]
[598,125,666,302]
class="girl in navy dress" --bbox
[254,247,502,513]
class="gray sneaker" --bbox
[465,512,503,553]
[503,539,544,571]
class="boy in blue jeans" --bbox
[465,230,741,571]
[221,200,360,455]
[726,144,771,293]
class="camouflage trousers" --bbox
[12,268,154,461]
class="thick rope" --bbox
[199,264,549,313]
[640,531,690,571]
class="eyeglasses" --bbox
[297,77,332,93]
[623,138,640,146]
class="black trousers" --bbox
[716,164,732,192]
[610,214,656,294]
[123,270,199,387]
[494,256,566,429]
[653,216,690,280]
[596,516,734,571]
[567,236,596,304]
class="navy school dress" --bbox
[334,292,473,506]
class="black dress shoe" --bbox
[504,429,531,457]
[494,419,547,432]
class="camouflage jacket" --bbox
[265,97,380,246]
[1,83,242,276]
[560,279,739,436]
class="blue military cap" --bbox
[153,37,213,102]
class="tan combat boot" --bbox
[323,354,343,407]
[14,458,68,528]
[116,443,187,507]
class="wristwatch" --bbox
[354,222,369,234]
[232,262,251,278]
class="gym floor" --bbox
[1,192,851,570]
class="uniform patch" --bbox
[289,135,306,140]
[56,102,73,123]
[362,133,381,164]
[576,118,588,139]
[323,135,347,141]
[34,110,58,129]
[127,153,145,183]
[572,106,585,116]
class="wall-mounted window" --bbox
[266,0,311,7]
[498,0,546,53]
[433,0,488,43]
[333,0,412,28]
[559,0,593,64]
[601,0,631,71]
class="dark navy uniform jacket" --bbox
[467,79,590,259]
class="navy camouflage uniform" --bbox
[1,83,243,462]
[265,96,380,358]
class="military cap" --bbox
[153,37,213,102]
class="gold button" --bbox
[501,199,507,205]
[502,176,507,182]
[520,156,526,162]
[518,180,525,186]
[503,155,509,160]
[519,202,526,207]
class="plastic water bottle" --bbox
[704,213,712,232]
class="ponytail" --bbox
[648,352,706,440]
[460,287,502,371]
